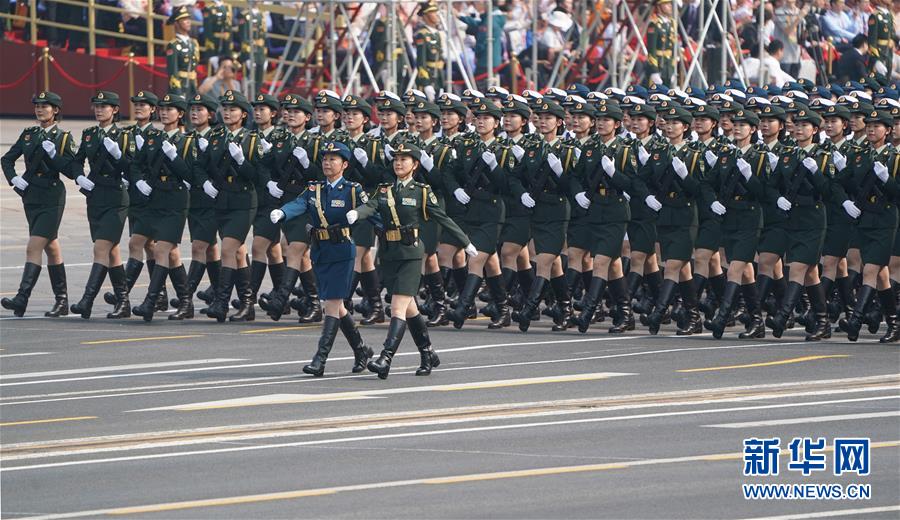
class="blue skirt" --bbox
[313,259,355,300]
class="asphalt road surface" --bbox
[1,119,899,519]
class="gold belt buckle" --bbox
[385,229,401,241]
[317,229,330,240]
[870,195,877,203]
[160,175,168,182]
[668,191,677,199]
[226,176,234,183]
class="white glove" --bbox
[776,196,792,211]
[270,209,285,223]
[228,142,245,165]
[135,134,144,151]
[650,72,663,85]
[420,151,434,171]
[260,138,273,154]
[424,85,436,100]
[293,146,310,168]
[575,191,590,209]
[512,144,525,161]
[10,175,28,191]
[136,179,152,196]
[76,175,95,191]
[464,243,478,257]
[520,192,536,208]
[644,194,662,211]
[672,156,688,180]
[802,157,818,174]
[736,157,752,181]
[182,180,192,190]
[42,140,56,159]
[202,180,218,198]
[874,161,889,183]
[121,178,129,189]
[842,200,861,219]
[454,187,471,204]
[346,209,358,225]
[705,150,717,167]
[384,143,394,161]
[353,147,368,168]
[197,137,208,152]
[767,152,778,171]
[638,145,650,166]
[103,136,122,160]
[710,200,727,216]
[482,150,498,170]
[161,140,177,161]
[601,155,615,177]
[266,180,284,198]
[833,150,847,171]
[623,191,631,202]
[548,152,563,177]
[875,60,888,75]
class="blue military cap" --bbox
[813,86,833,100]
[844,80,864,92]
[797,78,817,93]
[685,86,706,100]
[877,87,900,101]
[603,87,627,101]
[624,84,648,99]
[826,83,845,98]
[723,78,746,93]
[566,83,590,97]
[782,81,804,93]
[705,84,726,96]
[321,141,351,161]
[649,83,670,96]
[745,86,768,98]
[764,84,783,96]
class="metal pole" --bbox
[672,0,679,86]
[611,0,619,88]
[147,0,155,66]
[757,0,765,85]
[329,1,338,91]
[29,0,36,45]
[388,1,397,91]
[720,0,726,84]
[531,0,538,86]
[486,0,493,88]
[88,0,96,56]
[42,47,50,91]
[128,53,134,119]
[445,0,453,93]
[338,3,381,93]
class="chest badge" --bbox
[401,197,417,206]
[331,199,346,208]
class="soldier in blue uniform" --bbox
[271,142,374,376]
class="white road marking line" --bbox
[737,505,900,520]
[128,372,636,411]
[3,395,897,469]
[1,359,244,380]
[705,410,900,428]
[0,352,53,358]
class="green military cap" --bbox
[412,99,441,119]
[281,93,314,114]
[461,88,486,107]
[595,102,623,121]
[220,89,252,112]
[533,100,565,119]
[661,105,693,124]
[502,95,532,118]
[691,104,720,120]
[189,92,219,112]
[718,100,743,114]
[392,142,422,159]
[654,99,677,113]
[472,101,503,119]
[158,92,188,111]
[792,107,823,126]
[627,103,657,119]
[437,93,468,116]
[377,96,407,115]
[863,73,884,91]
[864,109,894,127]
[784,101,808,114]
[521,89,544,109]
[167,5,191,24]
[403,89,428,107]
[759,104,787,121]
[891,106,900,121]
[315,90,344,112]
[32,91,62,108]
[850,101,875,115]
[822,104,852,121]
[731,108,759,126]
[91,90,120,106]
[342,94,372,118]
[131,90,159,106]
[252,92,280,111]
[420,0,439,14]
[567,99,597,117]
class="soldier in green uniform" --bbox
[444,102,515,330]
[349,143,476,379]
[646,0,676,87]
[570,102,640,334]
[838,109,900,342]
[701,109,769,339]
[1,92,75,318]
[203,91,262,322]
[131,93,197,322]
[69,91,135,320]
[313,90,350,143]
[166,6,200,98]
[415,0,444,100]
[202,0,233,62]
[764,107,833,340]
[642,104,705,335]
[238,6,267,91]
[868,0,895,78]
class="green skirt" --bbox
[757,224,789,256]
[627,219,657,254]
[822,222,855,258]
[501,215,531,247]
[352,220,376,248]
[657,224,697,262]
[217,207,255,242]
[590,222,626,258]
[283,213,310,244]
[380,257,422,296]
[721,226,760,263]
[694,216,721,251]
[188,207,218,244]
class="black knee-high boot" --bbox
[106,264,131,319]
[408,313,440,375]
[205,267,236,323]
[448,274,481,329]
[232,260,267,310]
[739,283,766,339]
[550,275,572,331]
[756,274,774,315]
[168,264,194,320]
[705,281,739,339]
[878,288,900,343]
[766,281,804,338]
[146,260,168,312]
[805,283,831,341]
[513,276,547,332]
[359,269,383,325]
[838,284,875,341]
[2,262,41,317]
[677,279,701,335]
[132,265,168,322]
[262,267,300,321]
[303,316,340,377]
[298,270,323,323]
[608,276,634,333]
[70,263,108,319]
[485,274,510,329]
[229,266,256,322]
[646,279,677,335]
[45,263,68,317]
[197,259,221,304]
[340,314,373,372]
[574,276,606,333]
[105,257,142,305]
[367,317,407,379]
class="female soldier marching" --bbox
[270,142,373,376]
[2,91,76,317]
[348,143,476,380]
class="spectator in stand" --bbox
[197,56,242,99]
[742,39,797,85]
[823,0,861,49]
[774,0,807,77]
[48,0,86,50]
[848,0,870,35]
[505,0,532,57]
[836,33,869,82]
[681,0,702,41]
[458,0,507,87]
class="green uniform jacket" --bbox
[203,127,262,210]
[868,8,895,76]
[72,124,135,205]
[824,138,864,227]
[414,24,444,89]
[848,144,900,229]
[187,126,216,210]
[626,134,667,221]
[356,181,469,260]
[646,14,676,83]
[202,2,233,59]
[509,137,577,222]
[166,36,200,96]
[2,124,76,204]
[768,143,833,231]
[450,136,514,223]
[700,143,767,230]
[569,135,637,224]
[420,135,458,200]
[132,130,197,208]
[647,141,705,227]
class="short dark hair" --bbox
[767,40,784,55]
[852,34,868,48]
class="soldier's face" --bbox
[34,103,55,123]
[572,114,593,135]
[537,114,559,135]
[823,116,847,139]
[441,111,462,131]
[222,106,244,126]
[658,3,673,16]
[405,111,417,127]
[719,114,733,132]
[791,121,817,143]
[378,110,400,132]
[503,113,525,134]
[93,103,116,125]
[850,114,866,132]
[343,109,367,132]
[285,108,307,130]
[190,105,211,128]
[254,106,274,125]
[630,115,651,136]
[425,11,440,25]
[316,108,339,128]
[692,116,715,137]
[393,155,418,179]
[892,120,900,141]
[732,122,754,142]
[596,117,618,139]
[176,18,192,33]
[476,114,498,136]
[321,154,347,180]
[158,106,181,126]
[866,122,890,144]
[759,118,782,139]
[664,119,687,139]
[415,113,436,134]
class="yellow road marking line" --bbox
[677,355,850,373]
[81,335,203,346]
[90,440,898,516]
[239,325,319,334]
[0,416,96,427]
